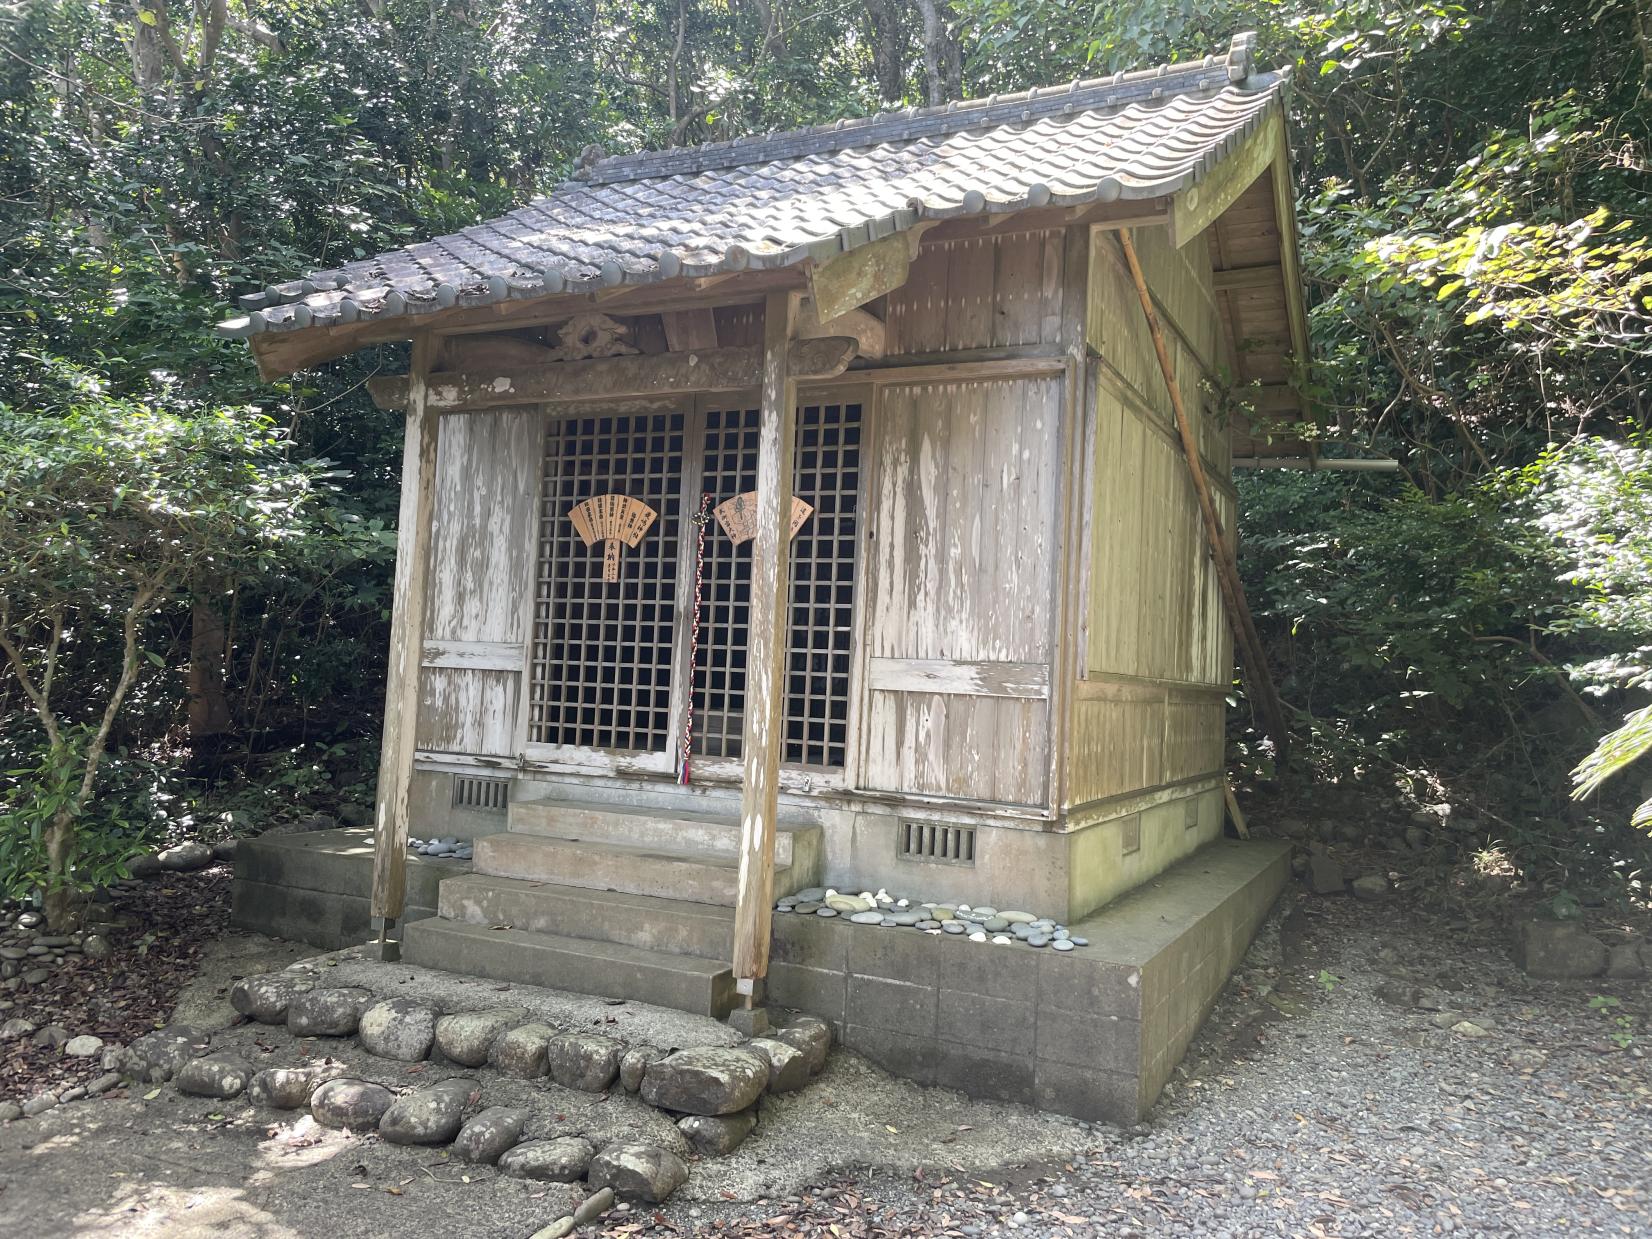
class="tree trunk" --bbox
[913,0,959,105]
[43,806,79,931]
[863,0,905,103]
[188,598,233,741]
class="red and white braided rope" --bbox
[679,492,714,784]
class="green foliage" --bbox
[0,0,1648,898]
[0,730,169,899]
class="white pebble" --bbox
[968,931,987,943]
[992,935,1012,945]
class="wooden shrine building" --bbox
[224,33,1301,1122]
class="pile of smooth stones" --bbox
[775,887,1090,950]
[407,835,475,861]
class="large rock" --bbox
[618,1045,665,1093]
[288,988,372,1037]
[744,1037,811,1092]
[118,1025,210,1083]
[156,841,214,872]
[499,1137,595,1182]
[587,1142,689,1203]
[358,998,440,1062]
[452,1106,529,1164]
[230,973,311,1024]
[1351,874,1389,901]
[310,1079,394,1131]
[1605,942,1647,979]
[773,1017,832,1075]
[175,1053,252,1099]
[1515,921,1608,979]
[677,1109,757,1156]
[248,1064,342,1109]
[490,1022,555,1078]
[1306,847,1345,895]
[640,1047,768,1116]
[546,1032,623,1092]
[434,1008,526,1066]
[378,1078,477,1145]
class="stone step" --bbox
[508,796,821,876]
[402,918,736,1018]
[473,832,803,906]
[437,873,736,962]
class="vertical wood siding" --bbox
[416,409,542,755]
[1069,227,1234,808]
[882,230,1068,355]
[859,374,1063,806]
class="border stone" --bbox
[546,1032,623,1092]
[435,1008,527,1066]
[359,998,440,1061]
[499,1137,595,1182]
[588,1142,689,1203]
[640,1047,767,1116]
[288,988,373,1037]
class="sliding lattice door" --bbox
[524,400,861,775]
[690,400,862,771]
[525,412,685,756]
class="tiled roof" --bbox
[219,33,1287,340]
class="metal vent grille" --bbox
[1122,814,1142,855]
[691,401,861,770]
[452,775,509,813]
[897,819,977,865]
[527,412,684,752]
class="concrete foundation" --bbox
[230,825,1287,1123]
[231,828,481,951]
[766,838,1288,1122]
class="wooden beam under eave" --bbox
[368,333,440,951]
[730,290,799,1000]
[367,336,858,412]
[1212,263,1284,292]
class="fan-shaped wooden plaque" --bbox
[569,493,657,582]
[712,492,813,546]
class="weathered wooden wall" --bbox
[415,409,542,757]
[1069,226,1234,810]
[882,228,1069,355]
[857,371,1063,807]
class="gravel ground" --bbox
[646,894,1652,1238]
[0,889,1646,1236]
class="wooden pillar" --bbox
[369,333,440,954]
[730,291,798,999]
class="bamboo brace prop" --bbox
[1117,228,1292,766]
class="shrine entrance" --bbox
[522,398,864,782]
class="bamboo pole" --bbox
[730,291,799,1000]
[1118,228,1291,765]
[369,332,440,956]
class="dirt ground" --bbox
[0,888,1647,1237]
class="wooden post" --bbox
[730,291,798,1000]
[369,332,441,956]
[1117,228,1291,766]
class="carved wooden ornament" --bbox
[569,493,657,582]
[712,492,814,546]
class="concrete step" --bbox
[403,918,736,1018]
[508,796,822,879]
[437,873,735,962]
[473,832,804,905]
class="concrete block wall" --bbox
[767,839,1289,1124]
[232,828,464,951]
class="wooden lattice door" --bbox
[523,400,861,776]
[690,400,862,772]
[525,412,685,761]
